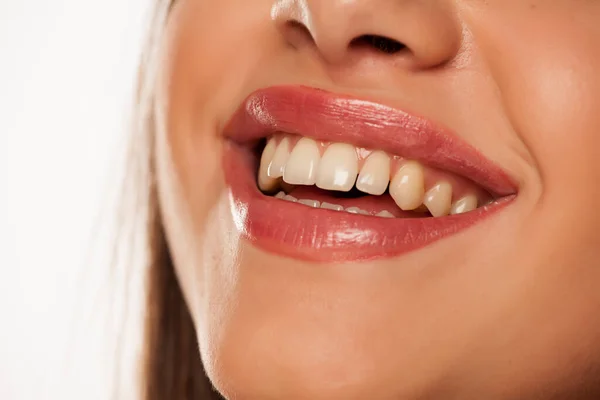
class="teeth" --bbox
[375,210,395,218]
[316,143,358,192]
[356,151,390,195]
[298,199,320,208]
[321,202,344,211]
[346,206,369,215]
[450,195,478,215]
[267,137,291,178]
[258,138,278,191]
[283,138,321,185]
[276,194,397,218]
[389,161,425,210]
[423,182,453,217]
[263,136,485,218]
[277,195,378,216]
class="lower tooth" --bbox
[321,202,343,211]
[375,210,395,218]
[298,199,320,208]
[275,191,286,199]
[283,195,298,202]
[346,207,369,215]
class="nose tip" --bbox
[272,0,462,69]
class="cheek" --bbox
[153,1,248,322]
[469,7,600,205]
[466,6,600,264]
[461,4,600,383]
[503,42,600,201]
[154,0,284,220]
[153,0,282,350]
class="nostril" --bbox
[350,34,406,55]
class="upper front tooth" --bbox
[450,195,478,215]
[283,137,321,185]
[258,138,278,191]
[267,137,291,178]
[356,151,390,195]
[424,182,453,217]
[389,161,425,210]
[316,143,358,192]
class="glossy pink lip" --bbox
[222,85,517,262]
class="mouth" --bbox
[222,85,517,262]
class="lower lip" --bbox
[223,142,514,262]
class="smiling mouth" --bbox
[222,85,517,262]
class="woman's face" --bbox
[155,0,600,398]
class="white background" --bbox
[0,1,151,398]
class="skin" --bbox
[154,0,600,398]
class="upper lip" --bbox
[223,85,518,197]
